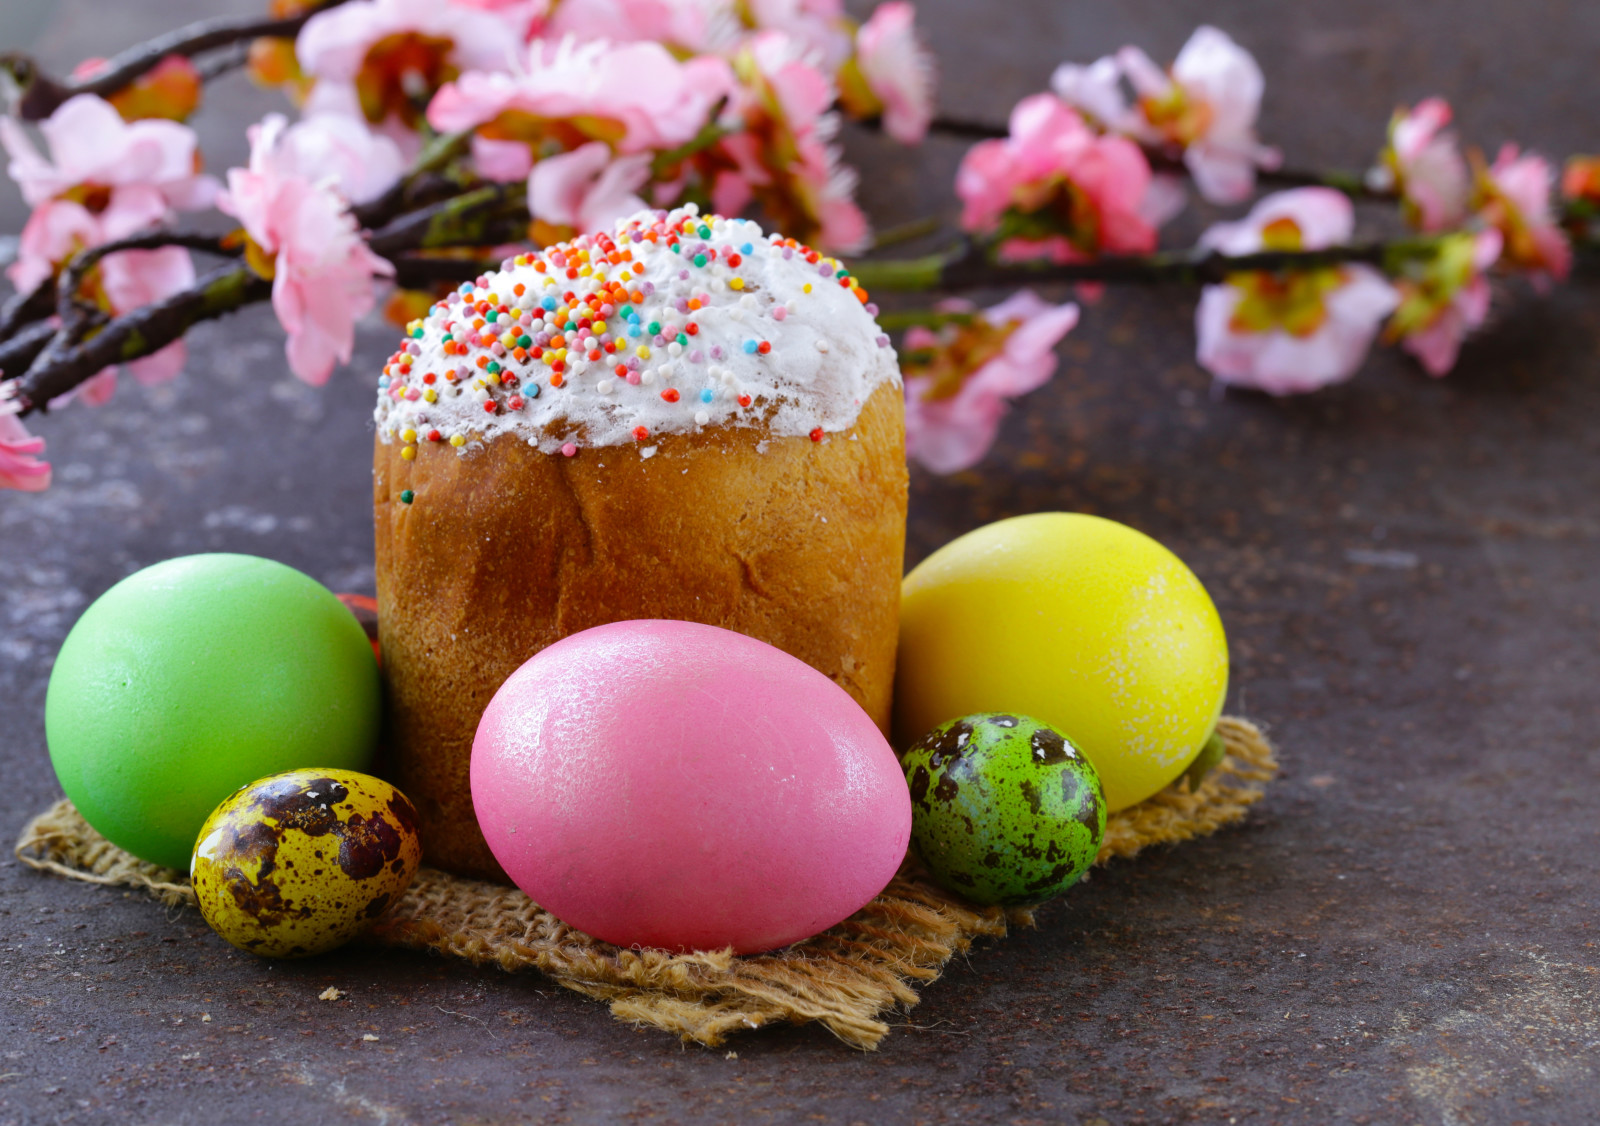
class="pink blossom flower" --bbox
[742,0,854,73]
[794,129,870,251]
[737,28,835,130]
[449,0,549,40]
[256,112,407,204]
[8,193,199,305]
[1048,54,1130,133]
[955,93,1158,262]
[0,410,52,493]
[528,142,650,235]
[1373,98,1470,232]
[297,0,522,136]
[1052,25,1279,205]
[694,31,868,252]
[841,1,936,144]
[428,36,733,181]
[545,0,713,52]
[1195,188,1399,394]
[100,246,199,388]
[1386,230,1501,376]
[902,291,1080,473]
[1474,144,1571,287]
[0,93,215,213]
[9,198,100,294]
[0,95,214,402]
[217,115,396,386]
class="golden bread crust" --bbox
[374,381,908,879]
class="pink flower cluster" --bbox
[1053,25,1279,205]
[428,35,732,236]
[0,410,51,492]
[217,114,398,385]
[1390,229,1501,377]
[846,2,936,144]
[956,94,1161,264]
[9,4,1595,495]
[296,0,522,146]
[284,0,936,250]
[903,291,1080,473]
[709,31,870,253]
[0,94,217,404]
[1475,143,1571,287]
[1194,189,1398,395]
[1376,98,1470,232]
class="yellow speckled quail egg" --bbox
[190,769,422,958]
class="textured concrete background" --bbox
[3,1,1599,1123]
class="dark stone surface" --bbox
[3,1,1599,1123]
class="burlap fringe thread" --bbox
[15,716,1275,1050]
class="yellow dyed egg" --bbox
[895,513,1229,812]
[190,769,422,958]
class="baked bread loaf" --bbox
[372,206,907,879]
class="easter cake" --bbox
[372,205,908,879]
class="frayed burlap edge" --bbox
[15,716,1275,1049]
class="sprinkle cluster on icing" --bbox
[373,205,899,470]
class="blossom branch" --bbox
[0,320,56,379]
[2,0,351,121]
[352,131,474,230]
[650,116,735,178]
[848,237,1443,292]
[193,41,252,85]
[12,264,268,414]
[365,184,529,258]
[10,182,533,414]
[0,230,235,389]
[921,115,1391,202]
[0,279,53,343]
[53,230,238,321]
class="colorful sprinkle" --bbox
[377,207,889,458]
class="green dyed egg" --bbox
[902,713,1105,906]
[46,554,381,870]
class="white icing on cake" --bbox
[373,205,899,457]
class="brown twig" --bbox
[13,264,269,415]
[31,230,239,381]
[924,114,1006,141]
[389,255,505,288]
[194,41,252,85]
[0,279,53,342]
[9,181,530,414]
[847,236,1440,292]
[4,0,352,121]
[1,230,238,405]
[352,131,474,231]
[0,320,56,379]
[53,230,237,319]
[365,184,526,258]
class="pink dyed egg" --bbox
[471,620,911,954]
